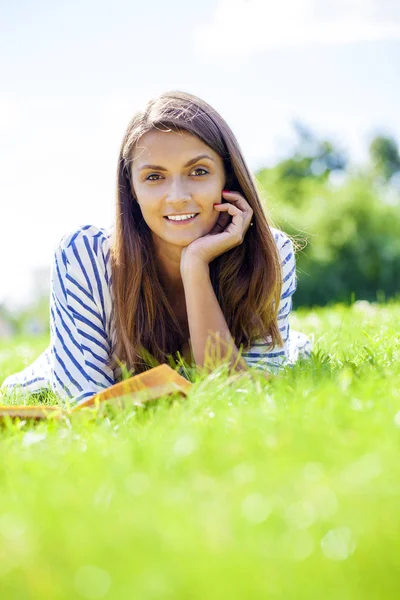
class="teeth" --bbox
[167,213,197,221]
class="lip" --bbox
[163,214,199,224]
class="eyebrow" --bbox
[138,154,215,171]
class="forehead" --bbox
[131,128,222,167]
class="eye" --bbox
[191,167,209,176]
[145,168,209,181]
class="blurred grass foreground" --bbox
[0,301,399,599]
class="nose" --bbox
[165,176,191,206]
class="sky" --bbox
[1,0,399,310]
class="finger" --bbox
[221,191,250,209]
[221,190,253,226]
[214,203,242,218]
[214,203,244,229]
[214,210,231,227]
[209,211,230,235]
[214,203,244,238]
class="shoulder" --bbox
[54,224,113,270]
[53,224,113,285]
[57,223,112,253]
[270,227,295,262]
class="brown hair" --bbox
[107,90,283,375]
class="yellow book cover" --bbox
[0,364,192,420]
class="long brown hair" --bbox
[107,90,283,375]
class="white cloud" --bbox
[193,0,400,58]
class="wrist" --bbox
[180,255,210,282]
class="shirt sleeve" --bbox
[49,225,115,406]
[241,230,297,373]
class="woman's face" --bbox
[130,129,226,250]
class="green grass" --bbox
[0,302,399,599]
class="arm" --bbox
[49,226,115,406]
[181,258,249,372]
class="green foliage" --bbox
[369,134,400,183]
[257,169,400,306]
[0,304,400,598]
[255,122,400,307]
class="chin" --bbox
[153,231,193,246]
[171,235,199,248]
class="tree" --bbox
[256,120,349,208]
[369,135,400,184]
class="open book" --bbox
[0,364,193,420]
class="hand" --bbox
[180,190,253,272]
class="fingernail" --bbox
[213,203,222,206]
[222,189,230,193]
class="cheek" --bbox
[136,192,160,215]
[196,178,223,197]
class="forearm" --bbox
[181,261,249,372]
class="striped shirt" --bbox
[1,224,311,406]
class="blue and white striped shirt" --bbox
[1,224,311,405]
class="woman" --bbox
[1,90,311,406]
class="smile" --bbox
[164,213,199,223]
